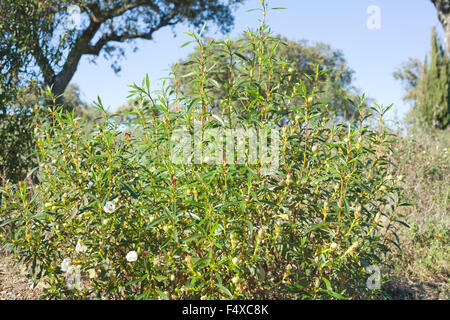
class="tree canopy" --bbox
[0,0,245,105]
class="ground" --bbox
[0,247,41,300]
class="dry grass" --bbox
[384,127,449,299]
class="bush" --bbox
[0,9,405,300]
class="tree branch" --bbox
[83,1,160,24]
[83,12,177,56]
[31,38,55,85]
[51,21,102,96]
[431,0,450,53]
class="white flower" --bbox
[126,250,138,262]
[231,276,239,284]
[330,242,338,250]
[75,239,87,253]
[232,257,239,265]
[61,258,71,272]
[88,269,97,279]
[103,201,116,214]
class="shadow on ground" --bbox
[382,274,448,300]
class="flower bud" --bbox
[285,174,293,185]
[256,228,264,242]
[354,204,361,219]
[324,200,329,212]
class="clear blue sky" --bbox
[71,0,444,121]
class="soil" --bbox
[381,274,448,300]
[0,247,42,300]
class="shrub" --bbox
[0,5,405,300]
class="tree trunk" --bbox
[432,0,450,54]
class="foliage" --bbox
[174,35,367,121]
[1,3,405,300]
[0,0,245,99]
[0,83,97,184]
[394,28,450,129]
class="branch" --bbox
[51,21,102,95]
[84,1,160,24]
[31,38,55,85]
[84,13,177,56]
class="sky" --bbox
[70,0,444,122]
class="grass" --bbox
[384,126,449,299]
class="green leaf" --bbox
[180,41,193,48]
[181,233,202,243]
[121,181,140,199]
[215,283,232,297]
[154,275,167,282]
[320,288,348,300]
[126,277,145,286]
[147,216,167,229]
[0,217,20,227]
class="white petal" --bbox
[126,251,138,262]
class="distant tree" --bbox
[0,0,245,105]
[395,28,450,129]
[393,58,424,103]
[174,36,366,121]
